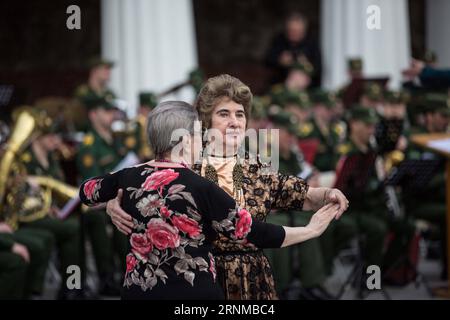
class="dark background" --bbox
[0,0,426,105]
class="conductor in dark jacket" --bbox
[265,12,322,87]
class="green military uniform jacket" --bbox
[298,119,346,172]
[77,128,128,181]
[0,234,14,251]
[21,147,65,181]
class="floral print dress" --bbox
[192,156,309,300]
[79,164,285,300]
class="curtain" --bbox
[321,0,411,90]
[101,0,198,117]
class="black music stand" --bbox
[381,159,442,296]
[385,159,442,192]
[334,152,391,299]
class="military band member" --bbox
[264,109,333,300]
[269,60,315,102]
[0,123,54,299]
[74,57,116,132]
[76,96,128,295]
[321,107,388,275]
[405,93,450,279]
[376,90,411,158]
[19,115,81,299]
[0,224,28,299]
[282,90,312,126]
[298,89,345,172]
[0,223,54,299]
[359,82,385,111]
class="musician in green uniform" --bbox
[281,90,312,126]
[74,57,116,132]
[19,115,82,299]
[298,89,345,172]
[405,93,449,279]
[360,82,385,111]
[77,95,128,295]
[0,116,55,299]
[264,109,333,300]
[0,223,55,299]
[321,107,388,275]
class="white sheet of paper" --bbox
[58,197,80,220]
[113,152,140,171]
[427,138,450,154]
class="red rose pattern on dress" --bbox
[141,169,179,193]
[123,167,252,291]
[234,209,252,239]
[83,178,103,204]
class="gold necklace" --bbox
[204,154,244,204]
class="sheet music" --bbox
[112,152,140,171]
[58,197,80,220]
[427,138,450,154]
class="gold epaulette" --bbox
[82,154,94,168]
[337,143,351,155]
[125,136,137,149]
[333,122,347,138]
[83,133,94,146]
[297,122,313,137]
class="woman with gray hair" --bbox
[79,101,340,299]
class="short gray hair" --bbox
[147,101,198,158]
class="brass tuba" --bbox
[0,108,37,228]
[0,108,78,229]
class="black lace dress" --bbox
[79,164,285,300]
[192,157,309,300]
